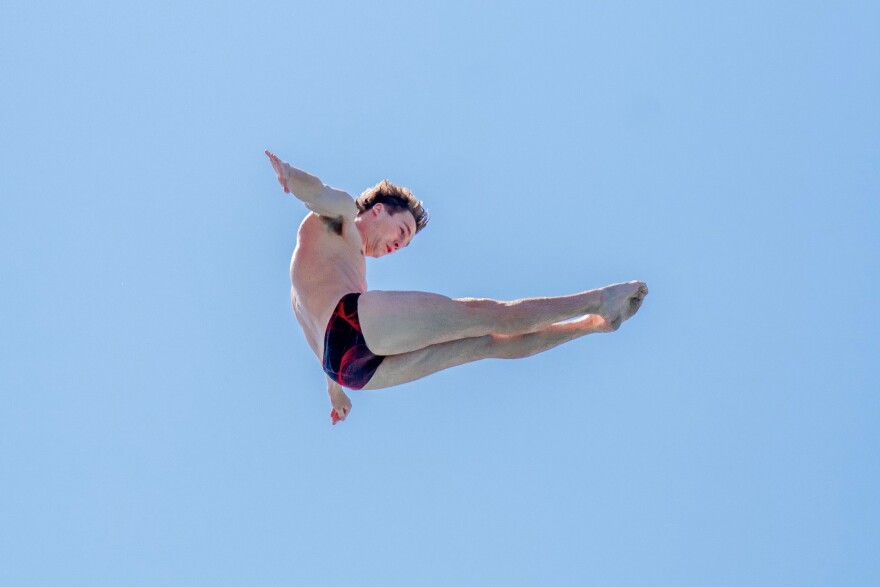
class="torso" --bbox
[290,212,367,361]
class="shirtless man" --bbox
[266,150,648,425]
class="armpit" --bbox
[321,215,344,236]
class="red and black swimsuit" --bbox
[322,293,385,390]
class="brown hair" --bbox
[355,179,429,234]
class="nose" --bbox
[393,240,401,251]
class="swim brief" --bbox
[322,293,385,390]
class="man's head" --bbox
[354,179,429,258]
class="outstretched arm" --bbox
[327,377,352,425]
[265,150,357,220]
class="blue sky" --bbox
[1,1,878,586]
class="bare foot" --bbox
[597,281,649,330]
[265,150,292,193]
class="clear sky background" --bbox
[1,1,878,586]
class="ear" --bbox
[372,202,384,216]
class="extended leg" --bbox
[362,315,613,390]
[358,282,647,356]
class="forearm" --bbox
[327,376,344,398]
[284,165,324,202]
[266,151,357,219]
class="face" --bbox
[358,203,417,258]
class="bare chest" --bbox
[290,215,367,333]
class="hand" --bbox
[265,150,292,193]
[327,379,352,425]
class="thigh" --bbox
[362,335,494,390]
[357,290,499,355]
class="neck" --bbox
[354,216,371,255]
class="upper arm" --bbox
[306,186,357,220]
